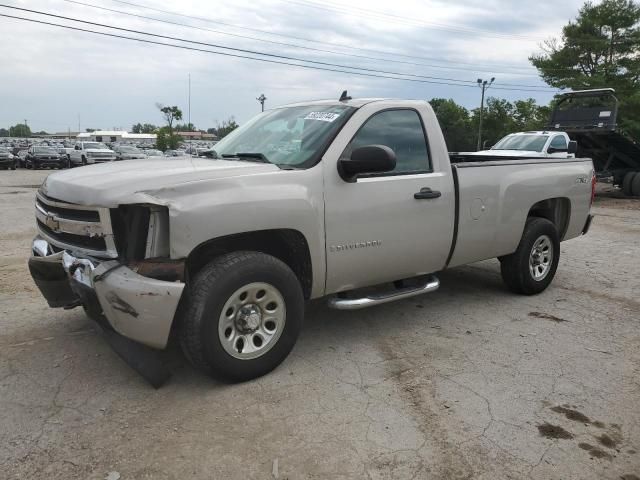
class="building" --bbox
[76,130,156,143]
[177,131,218,140]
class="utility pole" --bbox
[188,73,191,152]
[476,77,495,151]
[23,119,28,143]
[257,93,267,112]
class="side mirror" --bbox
[338,145,396,182]
[568,140,578,154]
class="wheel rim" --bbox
[529,235,553,281]
[218,282,286,360]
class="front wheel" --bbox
[500,217,560,295]
[179,251,304,382]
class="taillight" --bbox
[590,169,596,207]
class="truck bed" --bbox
[449,153,586,165]
[445,156,594,268]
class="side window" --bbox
[550,135,568,150]
[345,109,430,174]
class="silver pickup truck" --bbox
[29,96,595,385]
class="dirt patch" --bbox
[550,405,591,423]
[537,423,574,439]
[597,433,621,449]
[578,442,613,460]
[529,312,568,323]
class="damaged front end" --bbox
[29,192,186,386]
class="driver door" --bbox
[322,104,455,294]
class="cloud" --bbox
[0,0,585,132]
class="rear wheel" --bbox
[622,172,637,196]
[179,251,304,382]
[631,173,640,197]
[500,217,560,295]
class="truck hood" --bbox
[41,157,281,207]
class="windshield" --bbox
[84,142,106,149]
[492,135,548,152]
[213,105,355,167]
[34,147,58,154]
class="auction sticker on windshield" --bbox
[304,112,341,122]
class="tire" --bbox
[631,173,640,197]
[81,156,87,166]
[622,172,637,196]
[179,251,304,382]
[500,217,560,295]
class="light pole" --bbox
[257,94,267,112]
[476,77,495,151]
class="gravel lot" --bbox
[1,170,639,480]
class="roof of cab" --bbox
[276,98,431,109]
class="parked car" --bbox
[69,142,116,166]
[16,150,29,168]
[25,146,65,170]
[28,96,595,386]
[113,145,147,160]
[0,147,17,170]
[468,131,577,158]
[145,149,164,158]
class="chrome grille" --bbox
[35,192,117,258]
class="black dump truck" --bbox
[547,88,640,196]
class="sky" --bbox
[0,0,588,133]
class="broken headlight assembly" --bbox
[110,205,184,282]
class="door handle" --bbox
[414,187,441,200]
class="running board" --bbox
[328,275,440,310]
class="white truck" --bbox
[28,96,595,386]
[69,141,116,166]
[469,131,577,158]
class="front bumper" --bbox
[28,237,185,349]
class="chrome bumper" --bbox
[28,237,185,349]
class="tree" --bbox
[175,123,197,132]
[155,126,181,152]
[0,128,9,137]
[9,123,31,137]
[429,98,474,151]
[156,104,183,135]
[85,128,97,133]
[216,117,239,139]
[132,123,158,134]
[530,0,640,137]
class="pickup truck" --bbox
[69,141,116,166]
[469,131,577,158]
[28,96,595,385]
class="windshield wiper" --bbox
[221,152,270,163]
